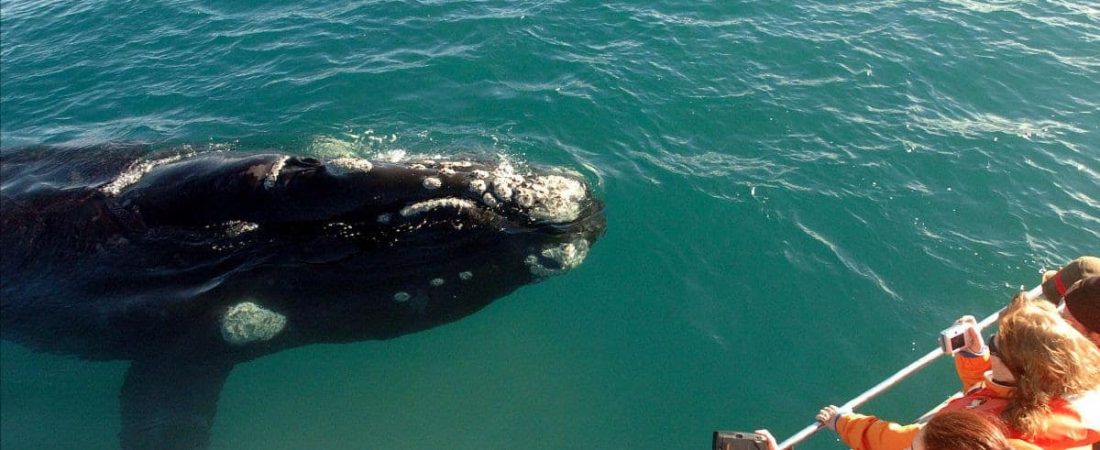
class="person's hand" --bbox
[954,315,985,354]
[816,405,845,431]
[753,429,778,450]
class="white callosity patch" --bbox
[263,156,290,190]
[377,213,392,224]
[525,239,590,277]
[422,177,442,190]
[485,160,522,205]
[327,157,373,176]
[494,183,513,201]
[394,292,411,302]
[469,179,487,194]
[516,175,587,223]
[400,198,477,218]
[459,271,473,281]
[430,278,445,286]
[221,301,287,345]
[492,160,524,183]
[439,167,456,176]
[223,220,259,238]
[99,154,186,196]
[444,161,472,168]
[481,193,499,208]
[516,190,535,208]
[480,160,588,223]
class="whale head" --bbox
[111,152,606,344]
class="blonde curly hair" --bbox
[996,292,1100,436]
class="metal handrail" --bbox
[774,284,1043,450]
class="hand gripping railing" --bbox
[774,284,1044,450]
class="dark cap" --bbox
[1042,256,1100,303]
[1064,277,1100,334]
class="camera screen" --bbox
[951,333,966,349]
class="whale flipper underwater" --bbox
[0,143,606,450]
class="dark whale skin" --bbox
[0,143,605,450]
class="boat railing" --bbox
[770,284,1044,450]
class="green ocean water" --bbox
[1,1,1097,449]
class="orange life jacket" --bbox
[834,352,1100,450]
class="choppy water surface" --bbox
[2,1,1098,449]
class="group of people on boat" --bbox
[757,256,1100,450]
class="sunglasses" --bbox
[988,333,1000,357]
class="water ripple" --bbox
[4,0,1100,448]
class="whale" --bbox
[0,143,606,450]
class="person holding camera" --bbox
[815,293,1100,450]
